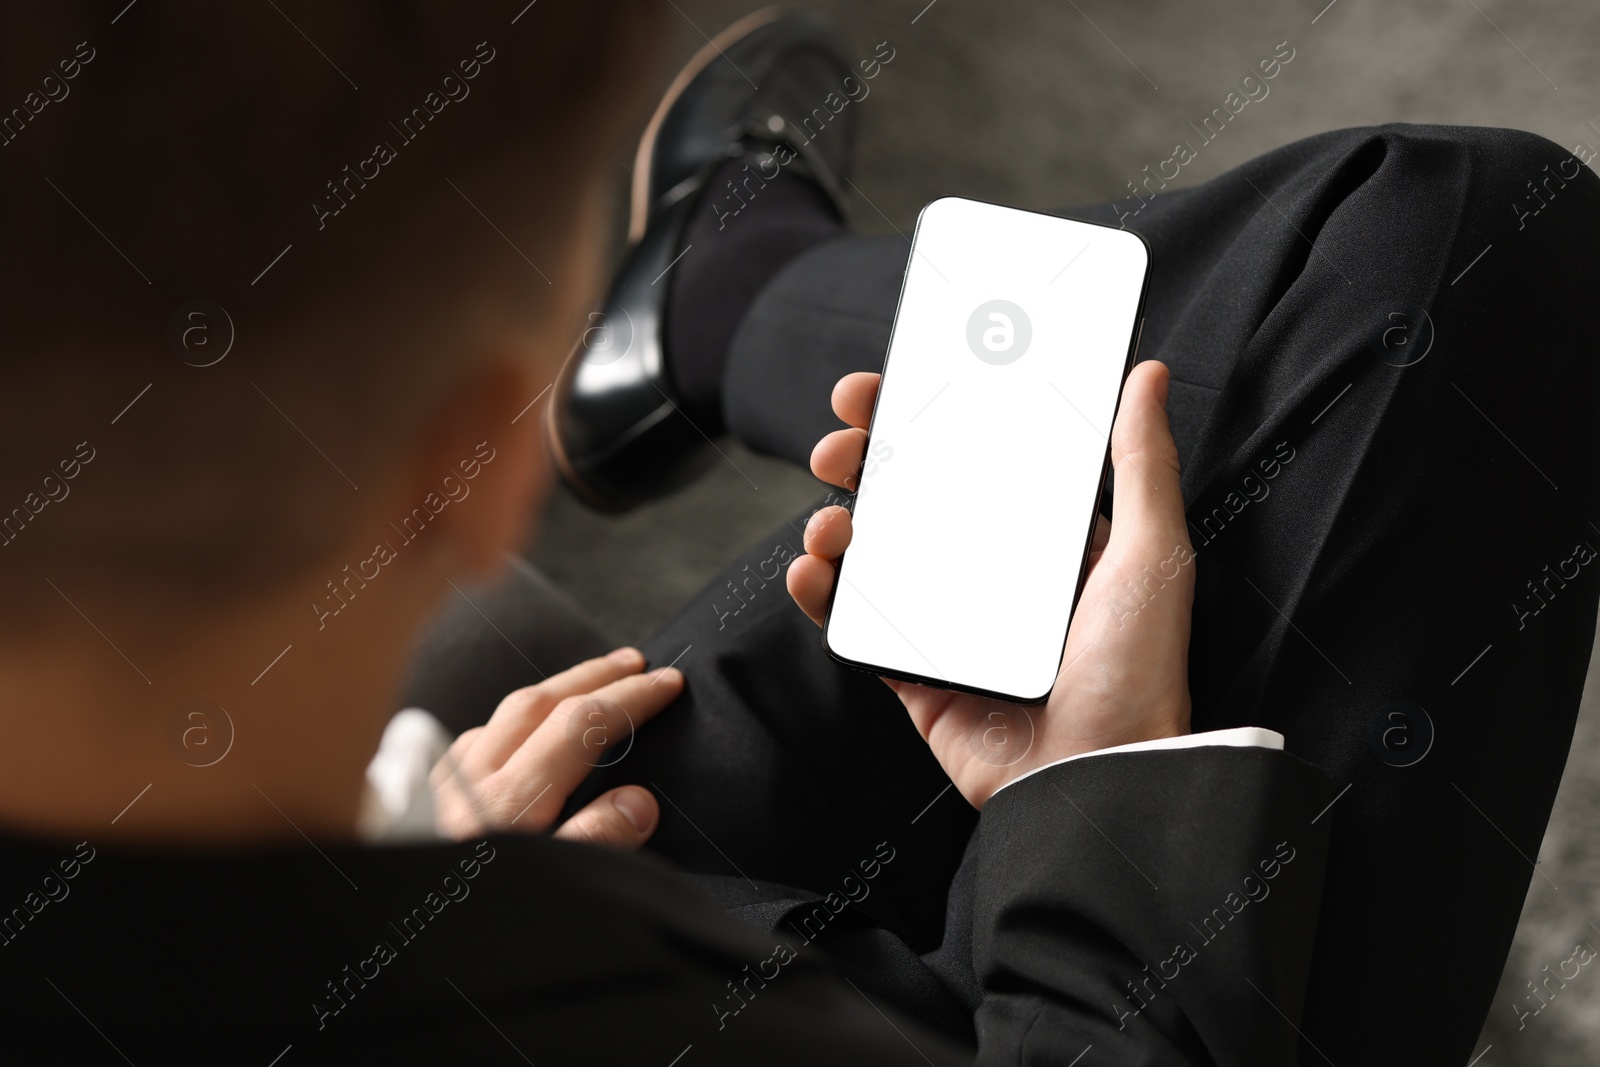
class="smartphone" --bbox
[822,196,1151,703]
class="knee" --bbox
[1373,123,1600,235]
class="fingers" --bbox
[803,505,852,558]
[790,372,879,622]
[831,372,880,428]
[1106,361,1189,558]
[428,726,484,790]
[816,373,880,489]
[787,554,835,626]
[494,666,683,826]
[467,647,646,773]
[540,646,649,700]
[810,427,869,489]
[552,785,659,851]
[787,505,853,626]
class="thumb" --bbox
[1106,361,1188,557]
[551,785,659,851]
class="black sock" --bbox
[665,155,844,427]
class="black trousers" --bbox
[410,124,1600,1064]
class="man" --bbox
[0,5,1593,1066]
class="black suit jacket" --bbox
[0,746,1328,1064]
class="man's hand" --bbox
[788,360,1194,809]
[429,648,682,847]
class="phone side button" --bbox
[1132,317,1145,360]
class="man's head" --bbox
[0,0,660,630]
[0,1,665,840]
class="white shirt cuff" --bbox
[357,707,452,844]
[990,726,1285,798]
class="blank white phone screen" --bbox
[824,196,1149,702]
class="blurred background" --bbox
[525,1,1600,1061]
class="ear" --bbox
[401,357,552,579]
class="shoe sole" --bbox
[544,387,624,511]
[626,5,784,243]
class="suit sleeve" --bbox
[970,746,1333,1066]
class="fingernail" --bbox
[612,789,652,834]
[652,666,682,686]
[607,646,642,663]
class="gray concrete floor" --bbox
[529,2,1600,1061]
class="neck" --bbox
[0,571,435,846]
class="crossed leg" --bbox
[419,123,1600,1063]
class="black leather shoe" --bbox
[546,7,856,512]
